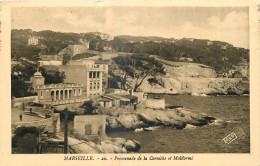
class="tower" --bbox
[30,70,45,93]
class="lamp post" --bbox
[64,108,68,154]
[19,71,25,111]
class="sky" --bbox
[12,7,249,48]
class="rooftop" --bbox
[102,94,137,101]
[38,83,84,89]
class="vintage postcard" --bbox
[0,0,259,166]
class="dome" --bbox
[34,71,42,77]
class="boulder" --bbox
[111,137,127,147]
[124,140,141,152]
[138,113,157,124]
[116,114,143,130]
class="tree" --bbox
[39,67,65,84]
[113,54,165,91]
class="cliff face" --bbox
[124,60,249,95]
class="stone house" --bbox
[73,115,106,137]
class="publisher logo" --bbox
[222,132,237,144]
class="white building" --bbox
[28,36,39,45]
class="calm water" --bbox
[108,95,250,153]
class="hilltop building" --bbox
[28,36,39,45]
[58,43,90,57]
[91,32,114,41]
[207,41,213,45]
[179,57,193,62]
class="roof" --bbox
[102,94,137,101]
[39,55,62,61]
[34,71,42,77]
[98,98,112,102]
[94,60,108,64]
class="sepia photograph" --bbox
[8,6,252,155]
[1,0,260,165]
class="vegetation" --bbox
[110,37,249,74]
[11,61,65,97]
[113,54,165,91]
[11,29,107,61]
[12,127,42,153]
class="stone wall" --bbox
[74,115,107,136]
[14,113,60,133]
[145,98,165,109]
[12,96,38,108]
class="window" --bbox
[97,72,100,78]
[89,72,92,78]
[97,82,100,89]
[85,124,92,135]
[90,83,92,90]
[93,72,96,78]
[93,81,96,89]
[74,89,77,96]
[79,89,81,96]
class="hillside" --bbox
[111,36,249,74]
[116,35,175,43]
[111,57,248,95]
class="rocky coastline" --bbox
[101,103,216,132]
[63,104,216,153]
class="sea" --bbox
[107,95,250,153]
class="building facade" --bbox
[37,83,87,106]
[59,63,104,98]
[38,55,63,66]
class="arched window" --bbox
[40,91,43,98]
[74,89,77,96]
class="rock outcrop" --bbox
[105,106,215,131]
[66,136,140,153]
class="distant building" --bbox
[221,45,228,49]
[38,55,62,66]
[103,46,113,52]
[179,57,193,62]
[232,71,243,78]
[29,70,45,93]
[58,44,89,57]
[91,32,114,41]
[79,38,90,46]
[184,38,194,42]
[207,41,213,45]
[28,36,39,45]
[37,83,87,106]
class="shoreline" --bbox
[147,92,250,96]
